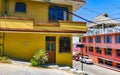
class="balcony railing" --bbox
[83,27,120,36]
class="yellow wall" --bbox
[0,0,3,14]
[5,0,72,23]
[0,19,33,29]
[4,33,72,66]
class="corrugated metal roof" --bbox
[88,13,120,28]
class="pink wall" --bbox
[80,33,120,63]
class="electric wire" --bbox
[44,0,95,23]
[45,0,120,24]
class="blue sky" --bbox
[73,0,120,22]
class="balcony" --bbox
[34,20,86,33]
[0,16,33,30]
[0,16,86,33]
[84,27,120,36]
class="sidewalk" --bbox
[0,63,76,75]
[96,64,120,72]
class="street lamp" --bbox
[76,44,85,71]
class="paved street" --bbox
[73,60,120,75]
[0,63,75,75]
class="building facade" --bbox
[80,14,120,69]
[0,0,86,66]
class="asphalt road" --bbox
[73,60,120,75]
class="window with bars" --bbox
[89,47,93,52]
[88,37,93,43]
[46,37,56,52]
[116,49,120,57]
[98,58,103,64]
[117,63,120,68]
[105,48,112,56]
[116,35,120,43]
[82,37,86,43]
[104,35,112,43]
[15,2,26,12]
[105,60,112,66]
[49,6,68,22]
[95,36,101,43]
[59,37,71,52]
[96,47,102,54]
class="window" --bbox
[96,47,101,54]
[15,2,26,12]
[117,63,120,68]
[88,37,93,43]
[105,48,112,56]
[82,37,86,43]
[98,58,103,64]
[104,35,112,43]
[49,6,68,22]
[59,37,70,52]
[46,37,56,52]
[95,36,101,43]
[89,47,93,52]
[116,35,120,43]
[116,49,120,57]
[105,60,112,66]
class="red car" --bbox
[73,55,80,61]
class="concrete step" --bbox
[75,70,85,75]
[58,66,71,71]
[48,65,59,69]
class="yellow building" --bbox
[0,0,86,66]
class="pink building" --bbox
[81,14,120,69]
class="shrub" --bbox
[31,49,48,66]
[0,56,11,64]
[30,58,39,66]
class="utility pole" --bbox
[76,44,85,71]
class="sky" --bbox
[73,0,120,22]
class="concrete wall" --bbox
[4,33,72,66]
[5,0,72,23]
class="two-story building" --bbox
[0,0,86,66]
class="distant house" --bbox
[81,13,120,69]
[0,0,86,66]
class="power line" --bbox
[44,0,95,23]
[110,12,120,16]
[45,0,120,24]
[102,0,120,15]
[81,7,101,14]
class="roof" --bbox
[31,0,86,11]
[88,13,120,28]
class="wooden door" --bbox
[46,37,56,63]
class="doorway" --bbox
[46,36,56,63]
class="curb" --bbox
[95,64,120,72]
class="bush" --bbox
[0,56,11,64]
[31,49,48,66]
[30,58,39,66]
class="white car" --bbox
[80,56,93,64]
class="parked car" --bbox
[73,55,80,61]
[80,56,93,64]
